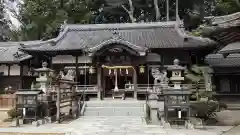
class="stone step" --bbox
[85,106,144,110]
[84,110,145,116]
[86,101,144,107]
[84,107,144,116]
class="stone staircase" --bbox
[0,100,219,135]
[83,100,145,117]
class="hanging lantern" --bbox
[89,66,95,74]
[139,65,145,73]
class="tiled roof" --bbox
[205,12,240,28]
[21,21,215,52]
[202,12,240,44]
[205,53,240,67]
[0,41,40,63]
[218,42,240,54]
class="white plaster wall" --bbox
[9,64,20,76]
[0,65,9,75]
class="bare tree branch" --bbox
[154,0,160,21]
[121,0,136,22]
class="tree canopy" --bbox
[5,0,240,41]
[0,0,12,41]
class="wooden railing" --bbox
[125,83,206,93]
[72,83,206,94]
[75,85,98,93]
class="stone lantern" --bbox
[162,59,192,124]
[167,59,185,89]
[34,62,54,93]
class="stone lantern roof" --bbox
[34,62,54,72]
[167,59,185,71]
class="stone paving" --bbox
[0,116,224,135]
[0,100,233,135]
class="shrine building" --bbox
[0,21,215,99]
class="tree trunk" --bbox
[122,0,136,22]
[154,0,160,21]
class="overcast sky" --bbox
[4,0,21,29]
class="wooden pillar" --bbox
[75,56,79,82]
[97,66,102,100]
[56,84,61,123]
[133,67,137,99]
[166,0,169,21]
[176,0,179,19]
[8,64,10,76]
[20,63,23,89]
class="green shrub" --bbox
[191,101,219,120]
[7,108,21,118]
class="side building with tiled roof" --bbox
[0,21,216,97]
[202,12,240,100]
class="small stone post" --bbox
[56,84,61,123]
[133,67,137,99]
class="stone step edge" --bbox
[86,106,143,108]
